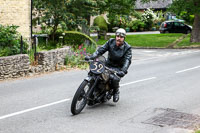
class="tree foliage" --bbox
[104,0,136,22]
[168,0,200,42]
[33,0,106,40]
[141,0,200,43]
[0,25,28,56]
[33,0,136,37]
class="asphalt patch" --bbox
[143,108,200,130]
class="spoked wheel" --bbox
[71,80,90,115]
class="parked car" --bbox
[159,21,192,34]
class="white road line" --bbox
[176,65,200,74]
[120,77,157,87]
[0,77,157,120]
[0,98,70,120]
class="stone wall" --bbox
[0,55,30,80]
[30,47,70,74]
[0,0,31,39]
[0,47,70,80]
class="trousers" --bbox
[109,73,120,92]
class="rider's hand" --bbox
[85,56,91,61]
[117,71,125,77]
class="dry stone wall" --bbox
[0,54,30,80]
[0,47,70,81]
[30,47,70,73]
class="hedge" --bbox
[63,31,97,46]
[93,16,108,31]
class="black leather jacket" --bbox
[91,38,132,73]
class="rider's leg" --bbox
[110,74,120,102]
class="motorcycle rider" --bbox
[85,28,132,102]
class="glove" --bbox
[85,56,91,61]
[117,71,125,77]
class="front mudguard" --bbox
[84,76,93,82]
[84,75,100,99]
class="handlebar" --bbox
[82,59,121,78]
[105,66,117,74]
[83,60,118,73]
[80,60,93,63]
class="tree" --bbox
[169,0,200,43]
[66,0,106,35]
[104,0,136,22]
[33,0,73,41]
[33,0,106,39]
[33,0,138,39]
[141,0,200,43]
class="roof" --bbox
[135,0,173,10]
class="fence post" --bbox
[34,36,37,61]
[20,36,23,54]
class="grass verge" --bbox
[176,34,200,48]
[96,33,200,48]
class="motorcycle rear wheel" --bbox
[71,80,90,115]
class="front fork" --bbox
[84,75,100,100]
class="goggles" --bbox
[116,32,126,37]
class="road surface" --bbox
[0,49,200,133]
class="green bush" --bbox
[93,16,108,31]
[131,20,145,31]
[141,8,156,30]
[63,31,97,47]
[0,24,28,57]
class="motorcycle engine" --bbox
[101,70,109,82]
[97,81,110,91]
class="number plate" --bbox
[90,61,105,74]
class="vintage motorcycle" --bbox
[71,56,120,115]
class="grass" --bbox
[177,34,200,47]
[96,33,200,48]
[126,34,183,48]
[195,130,200,133]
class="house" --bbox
[135,0,174,20]
[0,0,31,41]
[135,0,173,12]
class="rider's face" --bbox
[116,35,124,47]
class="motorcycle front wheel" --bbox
[71,80,90,115]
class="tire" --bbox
[71,80,90,115]
[186,30,191,34]
[164,31,169,33]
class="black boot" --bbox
[113,89,120,102]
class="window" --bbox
[174,22,180,27]
[180,23,185,27]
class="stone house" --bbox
[135,0,173,12]
[135,0,173,20]
[90,0,173,27]
[0,0,31,41]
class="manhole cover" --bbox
[143,108,200,130]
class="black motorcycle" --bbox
[71,56,120,115]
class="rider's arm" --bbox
[90,39,111,59]
[121,47,132,74]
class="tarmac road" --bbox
[0,49,200,133]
